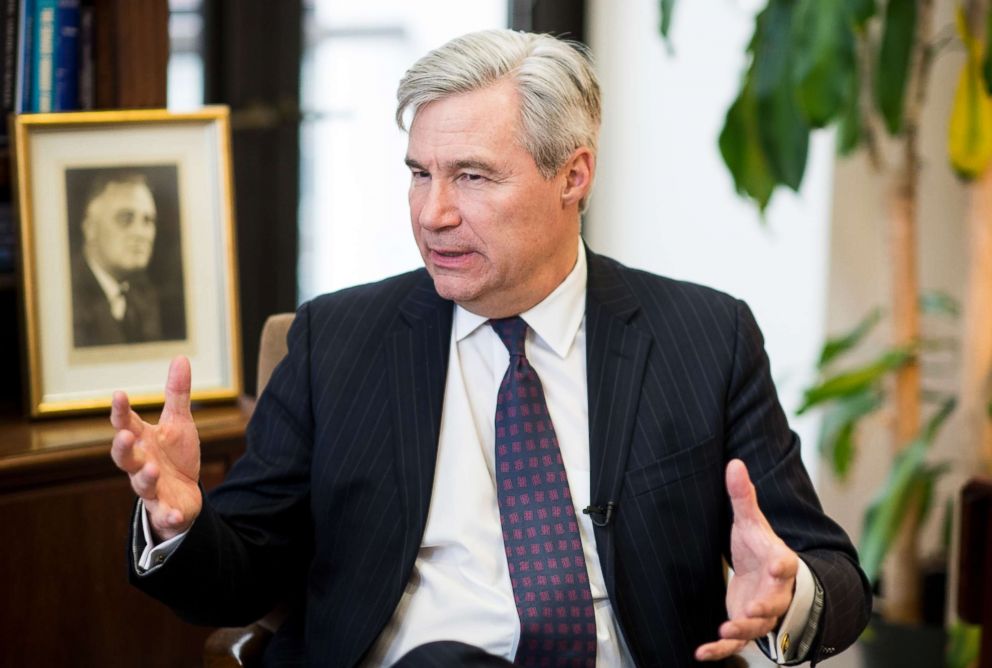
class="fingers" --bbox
[110,391,144,435]
[694,638,746,662]
[110,428,145,474]
[767,553,799,582]
[161,356,193,422]
[149,504,190,539]
[744,590,791,619]
[131,461,160,499]
[726,458,762,525]
[719,615,779,641]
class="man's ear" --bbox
[560,147,595,208]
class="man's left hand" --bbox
[695,459,799,662]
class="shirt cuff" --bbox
[766,556,820,664]
[134,499,189,573]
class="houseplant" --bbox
[659,0,989,663]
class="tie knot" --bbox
[490,316,528,356]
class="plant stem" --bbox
[881,0,937,626]
[857,29,884,170]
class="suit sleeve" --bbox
[724,299,871,665]
[128,302,316,627]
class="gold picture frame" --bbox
[12,107,242,417]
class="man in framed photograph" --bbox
[68,167,178,348]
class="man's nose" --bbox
[418,181,460,230]
[130,220,156,238]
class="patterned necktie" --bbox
[119,281,142,341]
[490,317,596,667]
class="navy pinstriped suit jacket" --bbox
[130,250,871,666]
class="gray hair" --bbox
[396,29,601,180]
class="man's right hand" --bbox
[110,355,202,542]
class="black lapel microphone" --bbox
[582,501,618,527]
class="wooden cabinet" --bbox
[0,404,247,667]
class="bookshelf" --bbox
[0,1,248,665]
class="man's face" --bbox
[82,180,157,281]
[406,79,581,318]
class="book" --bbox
[15,0,32,112]
[77,0,91,108]
[53,0,78,110]
[31,0,55,112]
[0,199,13,275]
[0,0,18,140]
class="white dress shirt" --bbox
[138,240,816,665]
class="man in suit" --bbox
[111,30,870,666]
[71,171,162,347]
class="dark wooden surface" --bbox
[959,478,992,668]
[0,403,248,667]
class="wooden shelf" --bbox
[0,402,248,491]
[0,401,248,665]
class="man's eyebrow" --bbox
[450,158,504,174]
[403,157,502,175]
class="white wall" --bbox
[585,0,836,478]
[298,1,507,301]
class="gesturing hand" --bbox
[696,459,799,662]
[110,356,202,542]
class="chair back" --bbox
[257,313,295,396]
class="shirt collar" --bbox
[453,238,587,359]
[84,249,127,301]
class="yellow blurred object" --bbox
[949,6,992,179]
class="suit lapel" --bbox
[385,274,453,562]
[585,250,652,601]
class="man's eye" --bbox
[411,170,430,180]
[460,173,485,182]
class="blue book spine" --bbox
[31,0,55,113]
[15,0,32,112]
[52,0,77,110]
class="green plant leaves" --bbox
[946,621,981,668]
[949,6,992,180]
[792,0,857,128]
[818,388,884,479]
[720,80,777,211]
[660,0,675,41]
[799,347,912,414]
[876,0,917,135]
[919,290,961,317]
[984,8,992,95]
[752,1,810,190]
[837,64,863,156]
[848,0,876,29]
[818,307,883,369]
[720,0,816,210]
[859,398,956,584]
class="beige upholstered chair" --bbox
[204,312,295,668]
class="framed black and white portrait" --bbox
[13,108,242,417]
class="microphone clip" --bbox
[582,501,617,527]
